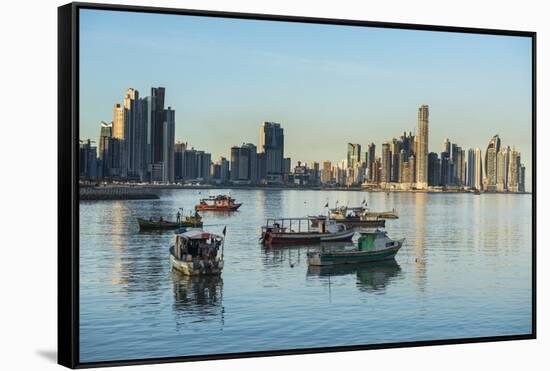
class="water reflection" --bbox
[171,271,224,326]
[413,193,427,292]
[307,259,402,293]
[80,189,532,362]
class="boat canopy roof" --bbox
[331,206,366,211]
[203,194,232,200]
[176,230,223,240]
[357,228,386,235]
[267,216,328,222]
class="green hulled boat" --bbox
[307,229,404,266]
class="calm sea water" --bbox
[79,189,532,363]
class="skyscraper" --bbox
[79,139,98,180]
[519,164,526,192]
[508,147,521,192]
[162,107,176,182]
[151,87,166,165]
[381,142,391,184]
[466,148,475,188]
[416,105,429,189]
[367,143,376,182]
[440,151,450,186]
[112,104,125,139]
[113,103,126,177]
[174,141,188,181]
[484,135,501,191]
[231,143,258,183]
[98,121,113,178]
[347,143,361,169]
[98,121,112,161]
[259,122,284,182]
[321,160,332,184]
[474,148,483,191]
[496,146,510,192]
[123,88,148,180]
[389,138,401,183]
[428,152,441,186]
[456,147,465,186]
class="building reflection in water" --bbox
[108,201,167,295]
[307,259,402,293]
[107,201,130,287]
[413,192,427,293]
[171,271,225,329]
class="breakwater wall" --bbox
[79,186,160,201]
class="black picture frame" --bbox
[58,2,537,369]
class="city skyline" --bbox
[79,9,532,189]
[80,87,527,193]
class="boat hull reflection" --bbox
[307,259,402,292]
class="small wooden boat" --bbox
[137,213,203,230]
[195,195,242,211]
[260,216,355,245]
[137,218,179,230]
[307,228,404,266]
[170,230,225,276]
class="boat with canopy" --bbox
[260,216,355,245]
[170,229,225,276]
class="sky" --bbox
[79,9,533,189]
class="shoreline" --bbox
[79,183,531,196]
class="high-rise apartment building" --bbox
[415,105,429,189]
[381,142,391,184]
[347,143,361,169]
[474,148,483,191]
[321,160,332,184]
[259,122,284,182]
[484,135,501,191]
[231,143,258,183]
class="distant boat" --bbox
[195,195,242,211]
[170,230,225,276]
[137,213,203,230]
[307,228,404,266]
[363,208,399,219]
[327,206,387,228]
[260,216,355,245]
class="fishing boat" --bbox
[260,216,355,245]
[307,228,404,266]
[327,206,386,228]
[169,230,225,276]
[195,195,242,211]
[137,213,203,231]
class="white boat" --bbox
[170,230,225,276]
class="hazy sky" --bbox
[79,9,532,188]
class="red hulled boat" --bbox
[195,195,242,211]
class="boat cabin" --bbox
[199,195,236,206]
[262,216,346,234]
[357,229,399,252]
[172,231,223,261]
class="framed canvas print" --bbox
[58,2,536,368]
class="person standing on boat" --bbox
[176,210,181,224]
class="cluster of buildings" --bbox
[307,105,526,193]
[79,87,291,185]
[79,87,175,183]
[79,89,526,193]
